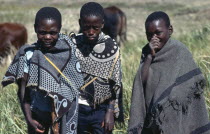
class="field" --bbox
[0,0,210,133]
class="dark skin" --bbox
[146,19,173,56]
[18,18,60,134]
[79,15,104,45]
[79,15,115,133]
[141,19,173,91]
[35,19,60,50]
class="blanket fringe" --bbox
[148,79,206,128]
[94,94,112,105]
[127,123,143,134]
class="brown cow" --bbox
[0,23,27,66]
[103,6,127,46]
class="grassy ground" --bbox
[0,0,210,133]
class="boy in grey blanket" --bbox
[128,11,209,134]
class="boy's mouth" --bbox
[87,36,96,40]
[41,41,55,49]
[44,43,52,47]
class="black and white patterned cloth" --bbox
[2,34,84,134]
[72,32,123,119]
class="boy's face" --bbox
[35,19,60,50]
[146,19,173,51]
[79,15,104,45]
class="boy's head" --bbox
[145,11,173,51]
[34,7,62,50]
[79,2,104,45]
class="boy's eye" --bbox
[49,31,59,35]
[38,31,46,35]
[93,26,100,30]
[146,32,153,37]
[82,26,90,30]
[82,26,100,30]
[156,31,162,35]
[38,31,58,35]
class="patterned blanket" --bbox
[2,34,84,134]
[72,32,123,120]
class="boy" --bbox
[2,7,83,134]
[128,11,209,134]
[71,2,123,134]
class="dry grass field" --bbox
[0,0,210,133]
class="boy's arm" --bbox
[104,99,115,133]
[141,54,153,89]
[141,36,159,88]
[17,73,45,133]
[17,73,31,121]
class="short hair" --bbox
[35,7,62,29]
[80,2,104,20]
[145,11,170,28]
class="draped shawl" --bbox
[72,32,123,120]
[2,34,84,134]
[128,38,209,134]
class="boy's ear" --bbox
[169,25,173,36]
[101,19,104,28]
[34,24,37,33]
[79,19,82,27]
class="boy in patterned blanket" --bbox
[2,7,83,134]
[71,2,123,134]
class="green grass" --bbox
[0,0,210,133]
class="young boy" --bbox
[70,2,123,134]
[128,11,209,134]
[2,7,83,134]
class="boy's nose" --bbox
[152,34,157,38]
[88,28,94,35]
[45,34,51,39]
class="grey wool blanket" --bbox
[2,34,84,134]
[128,38,210,134]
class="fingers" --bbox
[35,128,45,133]
[108,122,114,131]
[36,123,45,132]
[31,120,45,133]
[150,37,160,48]
[101,121,104,127]
[151,36,159,43]
[104,109,115,133]
[104,122,115,133]
[149,36,160,56]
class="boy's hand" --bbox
[149,36,160,56]
[103,109,115,134]
[28,119,45,133]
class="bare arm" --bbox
[17,73,45,133]
[104,100,115,134]
[141,36,159,88]
[141,54,153,89]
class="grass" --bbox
[0,0,210,133]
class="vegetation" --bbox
[0,0,209,133]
